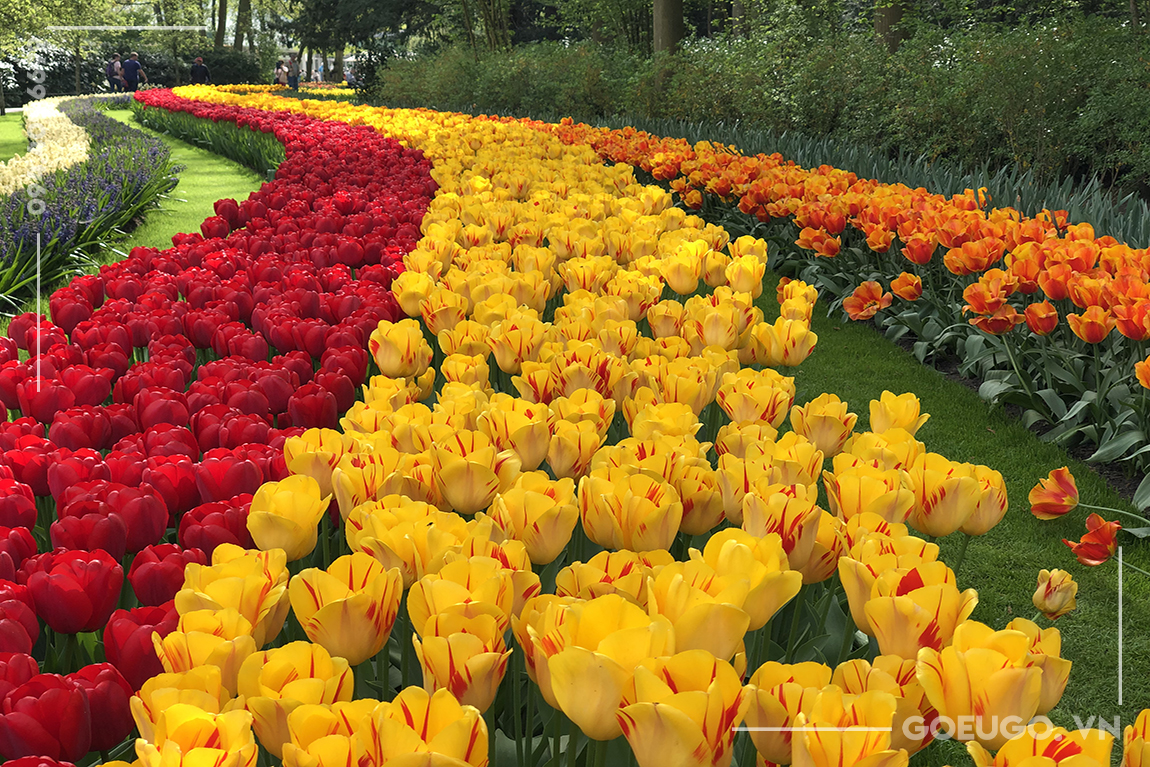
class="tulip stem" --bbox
[549,708,562,766]
[567,717,579,767]
[952,533,973,575]
[590,738,608,767]
[785,585,808,663]
[1031,611,1044,623]
[835,609,856,665]
[1077,503,1148,525]
[1121,561,1150,579]
[513,653,524,767]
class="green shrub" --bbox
[367,19,1150,197]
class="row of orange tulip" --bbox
[97,85,1149,767]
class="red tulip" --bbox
[55,365,113,408]
[4,756,78,767]
[0,481,36,529]
[15,378,75,424]
[19,550,123,635]
[46,448,109,502]
[0,674,90,761]
[178,496,254,558]
[103,602,178,690]
[286,382,338,429]
[0,652,39,702]
[7,314,46,351]
[104,450,145,488]
[0,528,37,582]
[48,406,112,451]
[4,438,54,497]
[50,510,129,560]
[195,448,263,502]
[201,215,231,240]
[142,454,201,521]
[141,423,200,460]
[127,544,206,606]
[66,663,133,751]
[0,595,38,655]
[1063,513,1121,566]
[134,386,190,430]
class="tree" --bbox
[653,0,684,52]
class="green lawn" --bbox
[0,113,26,163]
[759,280,1149,764]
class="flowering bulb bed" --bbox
[0,85,1142,767]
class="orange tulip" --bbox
[969,305,1024,335]
[891,272,922,301]
[1024,301,1059,335]
[1067,305,1115,343]
[843,281,892,321]
[1029,467,1078,520]
[901,234,936,265]
[1137,356,1150,390]
[1063,513,1121,566]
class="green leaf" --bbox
[978,379,1014,403]
[1086,430,1145,463]
[1132,473,1150,511]
[1121,526,1150,539]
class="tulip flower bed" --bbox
[528,118,1150,497]
[0,83,1142,767]
[0,96,181,303]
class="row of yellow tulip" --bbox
[100,85,1148,767]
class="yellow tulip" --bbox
[674,461,726,536]
[822,464,915,523]
[442,353,491,389]
[238,641,354,758]
[793,687,908,767]
[797,511,847,584]
[647,299,685,338]
[864,561,979,659]
[1003,618,1072,715]
[546,418,610,479]
[832,656,933,755]
[704,247,732,287]
[369,318,433,379]
[968,726,1113,767]
[247,475,332,562]
[152,608,257,700]
[330,448,420,521]
[472,292,521,327]
[512,362,556,404]
[725,253,766,296]
[555,549,673,606]
[1032,568,1078,621]
[578,465,684,551]
[716,421,778,459]
[488,315,547,374]
[511,594,581,703]
[420,287,468,335]
[646,558,751,661]
[392,270,436,318]
[488,473,578,565]
[717,368,796,427]
[431,430,522,515]
[131,666,236,743]
[661,242,705,294]
[550,388,616,437]
[916,622,1043,750]
[715,453,772,525]
[361,686,487,767]
[449,535,542,618]
[477,394,555,471]
[345,495,471,587]
[741,483,822,571]
[407,556,515,634]
[761,431,826,487]
[438,319,492,357]
[960,465,1009,536]
[841,428,924,472]
[905,453,981,538]
[790,394,858,457]
[780,296,814,324]
[175,544,290,649]
[135,703,258,767]
[414,612,511,713]
[288,551,404,666]
[744,661,833,765]
[629,401,700,441]
[869,391,930,435]
[692,528,801,631]
[617,651,749,767]
[836,534,939,636]
[536,594,676,741]
[1124,709,1150,767]
[283,429,360,500]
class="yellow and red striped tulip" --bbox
[832,656,934,755]
[369,318,433,378]
[1003,617,1072,715]
[414,612,511,713]
[548,420,606,479]
[905,453,980,538]
[741,483,821,571]
[869,392,930,436]
[1125,709,1150,767]
[694,528,802,630]
[793,687,908,767]
[646,558,751,661]
[131,666,236,743]
[288,551,404,666]
[174,544,290,649]
[407,556,515,634]
[578,465,684,552]
[790,393,858,457]
[744,661,832,765]
[617,650,749,767]
[1029,467,1079,520]
[960,465,1009,536]
[136,704,259,767]
[284,429,361,499]
[968,726,1114,767]
[489,473,578,565]
[823,464,914,523]
[864,561,979,658]
[247,475,332,562]
[1032,569,1078,620]
[431,430,522,515]
[361,687,488,767]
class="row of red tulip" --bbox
[0,90,438,763]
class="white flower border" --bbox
[0,96,90,196]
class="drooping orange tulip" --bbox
[1063,513,1121,566]
[843,281,893,321]
[1028,467,1078,520]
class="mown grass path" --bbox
[0,113,26,163]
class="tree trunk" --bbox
[74,41,81,96]
[1132,0,1141,30]
[459,0,480,61]
[234,0,251,50]
[653,0,684,54]
[333,47,344,82]
[215,0,227,48]
[302,46,311,80]
[0,78,7,117]
[874,0,904,53]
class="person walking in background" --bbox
[190,56,210,84]
[287,55,299,89]
[105,54,123,92]
[120,52,147,92]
